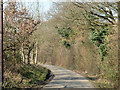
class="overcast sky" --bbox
[3,0,118,21]
[3,0,53,12]
[3,0,53,21]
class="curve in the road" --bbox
[40,64,94,88]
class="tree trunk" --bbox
[30,50,33,64]
[0,1,3,87]
[27,46,33,64]
[24,54,28,64]
[118,1,120,89]
[35,42,38,64]
[13,42,16,66]
[33,53,35,64]
[21,44,25,64]
[28,50,31,64]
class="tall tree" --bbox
[3,1,40,65]
[0,0,3,87]
[73,2,117,25]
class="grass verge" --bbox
[70,69,116,88]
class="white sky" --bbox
[3,0,119,2]
[3,0,118,21]
[3,0,53,15]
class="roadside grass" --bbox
[90,80,113,88]
[70,69,116,88]
[3,63,50,88]
[85,74,113,88]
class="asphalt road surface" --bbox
[40,64,94,89]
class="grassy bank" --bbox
[3,63,52,88]
[71,69,117,88]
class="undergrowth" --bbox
[3,62,49,88]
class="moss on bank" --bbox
[3,64,49,88]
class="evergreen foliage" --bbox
[56,27,73,48]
